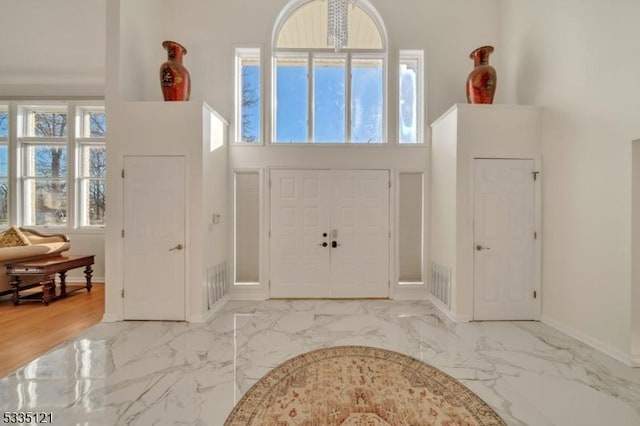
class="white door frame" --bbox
[470,155,542,320]
[267,167,394,299]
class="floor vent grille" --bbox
[430,262,451,308]
[207,261,228,309]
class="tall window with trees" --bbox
[235,48,261,143]
[21,106,69,226]
[272,0,387,144]
[78,107,106,226]
[0,106,8,226]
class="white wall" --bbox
[202,107,230,312]
[118,0,166,101]
[110,0,502,126]
[430,108,458,310]
[632,140,640,364]
[64,232,105,282]
[0,0,105,97]
[501,0,640,359]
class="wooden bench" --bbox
[6,255,94,306]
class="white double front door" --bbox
[270,169,390,298]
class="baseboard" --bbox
[229,285,268,300]
[101,313,122,322]
[427,294,471,323]
[392,284,430,300]
[541,315,636,367]
[66,277,105,284]
[190,295,229,323]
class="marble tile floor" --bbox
[1,300,640,425]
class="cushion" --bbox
[0,226,31,248]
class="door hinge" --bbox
[389,180,391,188]
[269,230,271,238]
[121,289,125,298]
[269,179,272,188]
[532,171,540,181]
[533,290,537,299]
[534,231,537,240]
[122,169,125,178]
[121,229,125,238]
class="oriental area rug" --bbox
[224,346,506,426]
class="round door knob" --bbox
[318,242,328,247]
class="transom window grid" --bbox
[272,50,386,144]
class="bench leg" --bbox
[41,278,55,306]
[59,271,67,297]
[10,275,21,306]
[84,265,93,292]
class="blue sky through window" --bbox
[0,146,7,177]
[276,62,308,142]
[275,58,383,143]
[351,60,383,143]
[0,113,7,178]
[314,59,345,142]
[0,112,7,138]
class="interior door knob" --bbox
[332,241,341,248]
[170,244,184,251]
[475,244,490,251]
[319,242,328,247]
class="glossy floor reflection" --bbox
[1,300,640,425]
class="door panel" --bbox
[474,159,535,320]
[330,171,389,298]
[123,156,185,320]
[270,170,331,297]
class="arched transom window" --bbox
[272,0,387,144]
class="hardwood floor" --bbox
[0,283,104,378]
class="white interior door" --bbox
[270,170,331,298]
[123,156,186,320]
[330,171,389,298]
[474,158,535,320]
[270,169,389,298]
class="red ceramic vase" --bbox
[160,41,191,101]
[466,45,496,104]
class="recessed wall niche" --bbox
[234,171,260,284]
[398,172,424,284]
